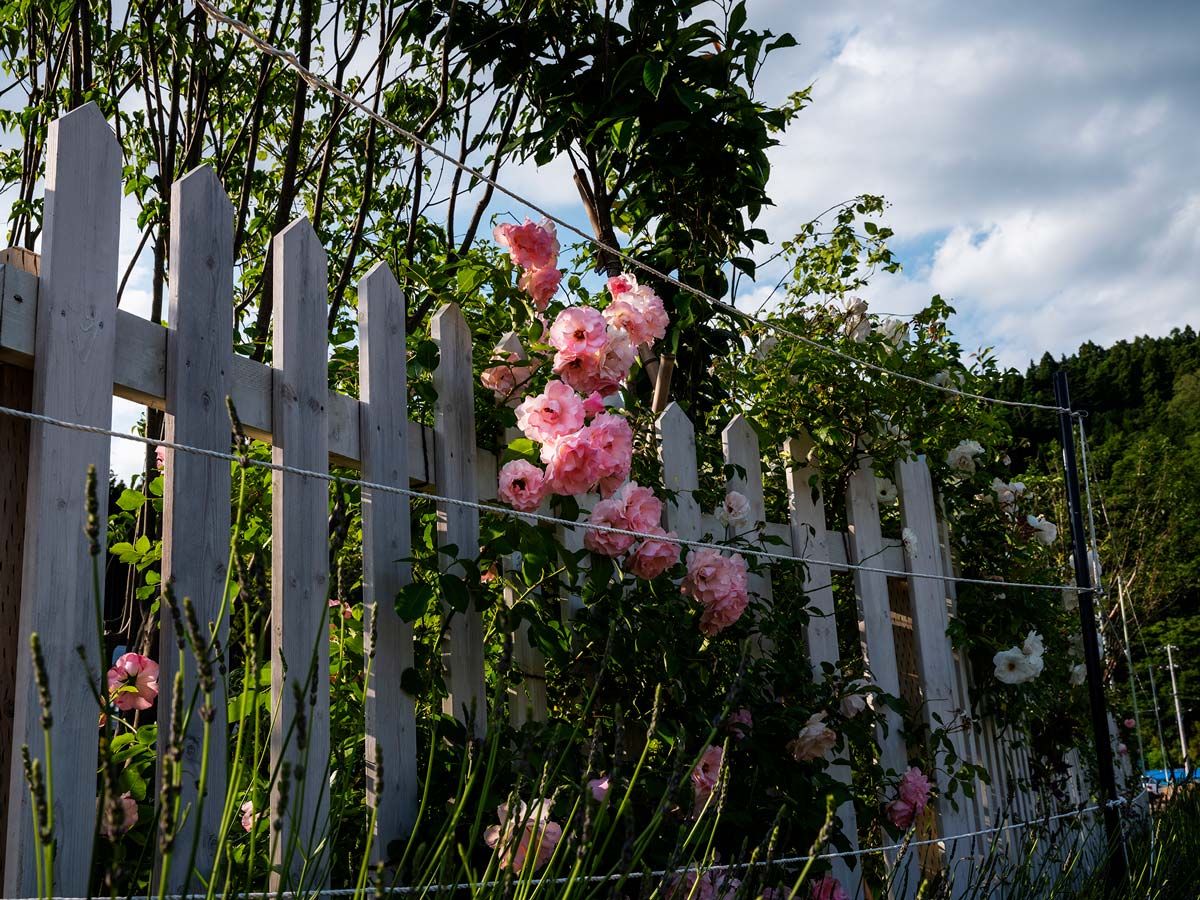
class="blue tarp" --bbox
[1144,768,1195,784]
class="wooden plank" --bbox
[159,165,234,888]
[432,303,486,737]
[845,456,917,900]
[893,458,975,888]
[784,434,861,895]
[358,263,418,858]
[4,102,120,898]
[269,218,331,890]
[721,416,773,641]
[655,402,702,543]
[492,333,548,727]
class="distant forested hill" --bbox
[997,326,1200,770]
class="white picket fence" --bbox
[0,103,1096,898]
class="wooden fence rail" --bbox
[0,103,1061,897]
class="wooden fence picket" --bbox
[358,262,419,856]
[894,457,976,888]
[655,402,702,543]
[493,333,549,727]
[432,303,486,737]
[270,218,332,890]
[159,164,234,887]
[784,434,862,896]
[845,456,917,900]
[3,102,120,898]
[722,415,773,653]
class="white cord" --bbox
[0,401,1082,593]
[192,0,1069,416]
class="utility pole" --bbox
[1115,581,1148,777]
[1054,371,1125,882]
[1148,662,1174,787]
[1165,645,1190,776]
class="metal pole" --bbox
[1165,645,1190,776]
[1148,663,1174,786]
[1054,371,1125,883]
[1116,581,1148,777]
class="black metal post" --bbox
[1055,370,1126,883]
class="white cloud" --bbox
[745,0,1200,368]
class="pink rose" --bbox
[240,800,262,833]
[1124,718,1136,729]
[628,527,681,579]
[887,766,931,829]
[498,460,548,512]
[604,284,669,347]
[691,745,724,811]
[493,217,559,270]
[514,379,586,444]
[810,874,849,900]
[787,712,837,762]
[155,445,167,470]
[606,272,638,297]
[588,775,611,802]
[612,482,662,532]
[582,391,606,417]
[518,265,563,311]
[715,491,752,529]
[552,347,604,394]
[583,497,638,557]
[107,652,160,711]
[543,428,603,496]
[101,791,138,839]
[588,413,634,496]
[481,359,533,402]
[483,800,563,873]
[726,708,753,740]
[549,306,608,356]
[681,549,750,635]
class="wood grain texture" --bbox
[893,457,975,881]
[845,456,916,900]
[783,434,861,894]
[432,303,486,737]
[159,165,234,888]
[722,415,773,654]
[269,218,331,891]
[4,102,120,898]
[493,333,548,727]
[358,262,418,857]
[655,402,702,543]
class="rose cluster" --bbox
[494,217,563,311]
[886,766,931,830]
[680,547,750,636]
[993,630,1045,685]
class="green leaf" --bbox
[642,58,669,98]
[116,489,146,511]
[438,572,471,614]
[395,583,435,623]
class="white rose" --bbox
[716,491,752,529]
[840,692,868,719]
[1022,630,1045,658]
[876,477,898,506]
[874,316,910,349]
[946,440,984,475]
[1027,514,1058,546]
[994,646,1039,685]
[901,527,919,555]
[1069,664,1087,686]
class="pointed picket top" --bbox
[655,401,701,542]
[173,163,234,222]
[432,301,486,737]
[495,330,524,358]
[721,413,765,522]
[159,161,235,889]
[358,258,418,852]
